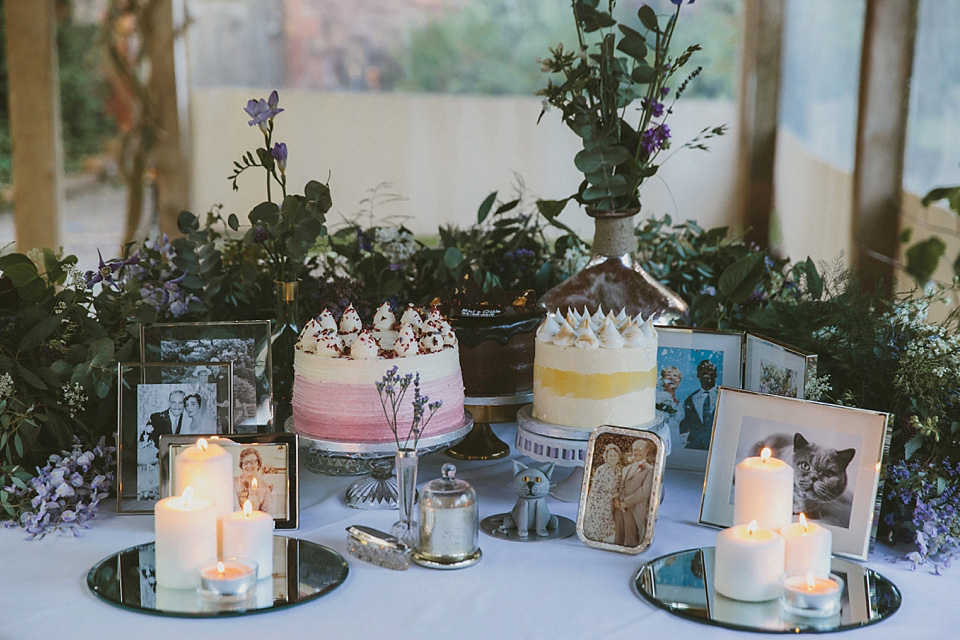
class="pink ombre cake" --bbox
[292,303,465,444]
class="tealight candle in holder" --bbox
[198,557,258,604]
[779,570,844,618]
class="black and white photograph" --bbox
[141,321,273,432]
[655,327,744,471]
[117,362,234,514]
[576,426,665,554]
[744,334,818,400]
[699,388,891,560]
[160,433,299,529]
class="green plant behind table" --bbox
[536,0,725,214]
[900,183,960,286]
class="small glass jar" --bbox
[412,463,481,569]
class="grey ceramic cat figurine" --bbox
[502,461,559,537]
[755,432,855,525]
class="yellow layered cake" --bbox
[532,308,657,429]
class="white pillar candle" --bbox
[155,486,217,589]
[714,520,786,602]
[733,447,794,532]
[221,500,275,580]
[174,438,234,520]
[781,513,833,575]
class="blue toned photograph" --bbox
[656,347,724,452]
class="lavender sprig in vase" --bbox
[375,366,443,547]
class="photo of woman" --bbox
[234,447,276,516]
[581,443,622,543]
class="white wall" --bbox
[189,89,739,241]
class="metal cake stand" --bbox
[287,412,473,509]
[446,391,533,460]
[515,405,668,502]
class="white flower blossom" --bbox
[0,373,13,399]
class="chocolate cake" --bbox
[434,275,546,397]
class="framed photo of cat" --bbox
[576,426,666,554]
[654,326,745,472]
[698,388,892,560]
[743,334,818,400]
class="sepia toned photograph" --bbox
[577,426,665,554]
[699,388,891,560]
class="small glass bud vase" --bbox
[389,448,419,548]
[412,463,481,569]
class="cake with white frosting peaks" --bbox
[292,303,465,443]
[532,307,658,429]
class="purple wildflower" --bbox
[640,123,671,156]
[83,249,124,289]
[271,142,288,174]
[253,224,270,244]
[641,98,665,118]
[244,90,284,130]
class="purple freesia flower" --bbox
[641,97,665,118]
[640,123,671,156]
[272,142,288,174]
[244,90,284,130]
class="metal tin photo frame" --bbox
[158,433,299,530]
[140,320,273,433]
[655,326,745,471]
[116,361,234,514]
[743,333,818,400]
[576,426,666,555]
[698,388,891,560]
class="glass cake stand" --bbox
[287,412,473,509]
[515,405,668,502]
[446,391,533,460]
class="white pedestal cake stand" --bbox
[287,412,473,509]
[515,406,668,502]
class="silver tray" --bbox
[87,537,348,618]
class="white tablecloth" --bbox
[0,423,950,639]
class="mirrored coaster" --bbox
[480,513,576,542]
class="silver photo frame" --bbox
[117,361,234,514]
[743,333,818,399]
[576,426,666,555]
[158,433,299,529]
[655,326,744,471]
[140,320,273,432]
[698,388,891,560]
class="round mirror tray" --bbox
[634,547,901,634]
[87,537,348,618]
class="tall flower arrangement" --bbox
[536,0,724,215]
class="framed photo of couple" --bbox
[116,361,234,514]
[699,388,891,560]
[140,321,274,433]
[158,433,299,529]
[576,426,666,554]
[655,327,744,471]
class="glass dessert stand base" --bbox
[446,391,533,460]
[515,405,667,502]
[87,537,348,618]
[634,547,901,634]
[288,412,473,509]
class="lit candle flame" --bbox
[243,500,253,517]
[799,513,809,532]
[746,520,758,536]
[806,572,816,591]
[217,561,226,576]
[760,447,772,462]
[252,477,259,491]
[180,485,195,506]
[198,438,208,452]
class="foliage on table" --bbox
[536,0,725,214]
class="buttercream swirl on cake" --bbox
[292,303,465,444]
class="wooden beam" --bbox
[145,0,190,240]
[852,0,918,296]
[736,0,784,249]
[5,0,63,252]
